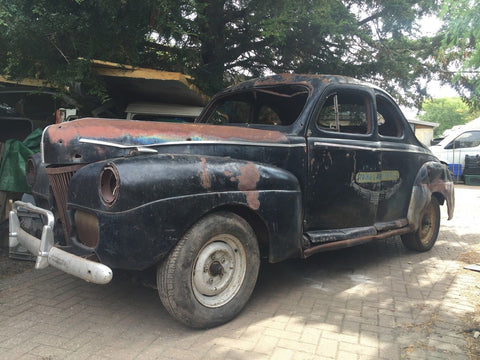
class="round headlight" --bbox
[99,164,120,206]
[25,157,37,188]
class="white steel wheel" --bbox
[157,211,260,328]
[192,234,247,308]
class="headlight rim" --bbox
[99,163,120,207]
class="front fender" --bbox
[67,154,303,269]
[407,161,454,230]
[68,154,300,212]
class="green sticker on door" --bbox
[355,170,400,184]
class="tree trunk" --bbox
[195,0,226,94]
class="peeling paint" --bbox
[352,180,403,205]
[43,118,292,164]
[235,162,261,210]
[407,162,455,229]
[45,118,288,145]
[200,157,211,190]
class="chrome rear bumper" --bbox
[9,201,112,284]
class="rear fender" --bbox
[407,161,454,230]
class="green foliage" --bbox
[0,0,155,105]
[419,97,480,136]
[149,0,441,102]
[437,0,480,110]
[0,0,442,106]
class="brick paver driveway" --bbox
[1,185,479,360]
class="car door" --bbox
[305,85,381,243]
[374,91,432,229]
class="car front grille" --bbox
[46,164,84,244]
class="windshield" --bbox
[199,85,309,127]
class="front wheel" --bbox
[401,196,440,252]
[157,212,260,328]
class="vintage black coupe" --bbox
[10,74,454,328]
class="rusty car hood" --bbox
[42,118,290,164]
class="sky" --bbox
[420,15,459,99]
[427,81,458,98]
[399,15,460,118]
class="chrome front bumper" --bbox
[9,201,113,284]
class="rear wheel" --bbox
[157,212,260,328]
[401,197,440,252]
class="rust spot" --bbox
[318,152,332,171]
[45,118,288,145]
[224,170,236,182]
[75,210,99,248]
[236,163,260,210]
[200,157,211,189]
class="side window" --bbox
[317,92,371,134]
[204,100,250,125]
[376,95,403,137]
[445,131,480,149]
[257,105,281,125]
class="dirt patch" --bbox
[458,251,480,265]
[0,249,33,280]
[463,313,480,360]
[398,247,480,359]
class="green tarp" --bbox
[0,128,42,193]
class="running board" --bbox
[302,226,412,258]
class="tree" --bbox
[0,0,155,102]
[437,0,480,109]
[418,97,480,136]
[150,0,441,101]
[1,0,441,106]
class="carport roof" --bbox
[0,60,208,107]
[92,60,208,107]
[407,118,439,128]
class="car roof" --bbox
[435,117,480,147]
[221,74,369,94]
